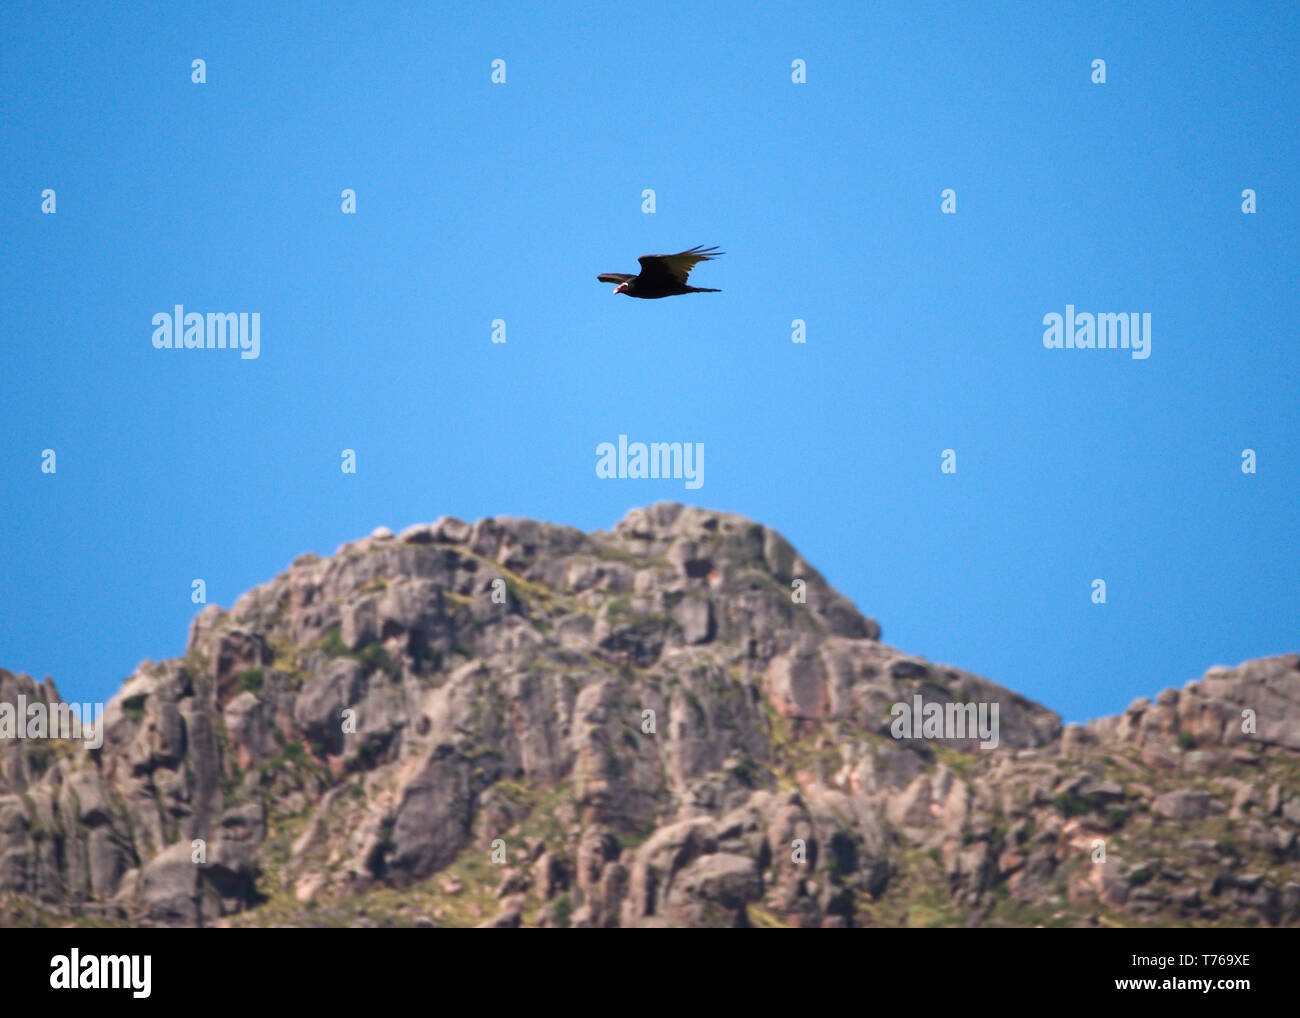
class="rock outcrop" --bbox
[1,503,1297,927]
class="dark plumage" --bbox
[598,245,723,298]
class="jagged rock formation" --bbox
[1,503,1297,928]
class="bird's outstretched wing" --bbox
[636,245,723,286]
[598,273,635,285]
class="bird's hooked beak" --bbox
[613,283,627,295]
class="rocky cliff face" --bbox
[2,503,1297,928]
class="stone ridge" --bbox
[0,503,1296,929]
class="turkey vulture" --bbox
[598,245,723,298]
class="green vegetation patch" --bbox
[237,667,265,694]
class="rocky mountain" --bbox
[2,503,1297,928]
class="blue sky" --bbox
[1,1,1296,723]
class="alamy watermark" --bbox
[889,695,1000,749]
[1042,305,1151,360]
[0,696,104,749]
[50,950,150,998]
[151,305,260,360]
[596,435,703,490]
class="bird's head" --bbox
[613,282,628,295]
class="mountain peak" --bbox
[1,507,1296,928]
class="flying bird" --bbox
[598,245,724,298]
